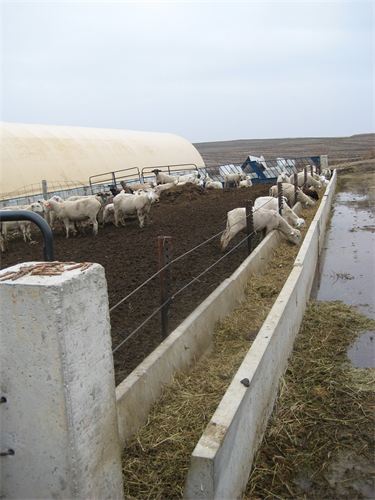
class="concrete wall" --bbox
[116,205,303,446]
[184,171,337,499]
[0,262,123,499]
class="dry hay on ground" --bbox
[121,202,319,499]
[244,301,375,500]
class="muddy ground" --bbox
[0,184,269,383]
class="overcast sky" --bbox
[1,0,374,142]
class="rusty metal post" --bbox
[304,166,307,186]
[112,171,117,188]
[310,164,314,176]
[277,182,283,215]
[294,173,298,206]
[157,236,172,338]
[245,200,254,255]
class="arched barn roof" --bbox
[0,122,205,199]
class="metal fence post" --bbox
[310,164,313,176]
[111,172,117,187]
[157,236,172,338]
[245,201,254,255]
[294,173,299,206]
[42,180,48,200]
[304,166,307,186]
[277,182,283,215]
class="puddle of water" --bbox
[324,450,375,499]
[347,330,375,368]
[313,169,375,320]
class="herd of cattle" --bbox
[0,166,331,253]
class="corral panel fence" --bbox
[0,156,321,208]
[0,183,105,208]
[141,163,200,183]
[205,155,321,184]
[193,155,321,184]
[89,166,142,191]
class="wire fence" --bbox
[110,195,278,354]
[111,230,254,355]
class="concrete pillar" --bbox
[320,155,328,169]
[0,262,123,499]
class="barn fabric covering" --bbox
[0,122,205,199]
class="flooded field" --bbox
[313,161,375,320]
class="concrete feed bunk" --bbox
[185,171,337,499]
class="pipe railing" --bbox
[0,210,54,261]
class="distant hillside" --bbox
[194,134,375,168]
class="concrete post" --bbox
[0,262,123,499]
[320,155,328,170]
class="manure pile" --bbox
[121,203,319,498]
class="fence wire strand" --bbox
[109,171,321,352]
[112,297,172,354]
[171,231,253,301]
[111,230,255,353]
[109,195,277,314]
